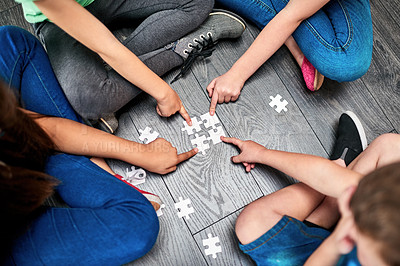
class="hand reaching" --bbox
[139,138,197,174]
[207,71,245,115]
[221,136,266,172]
[156,88,192,126]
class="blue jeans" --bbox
[239,216,331,265]
[0,26,159,266]
[216,0,373,82]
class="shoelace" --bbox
[171,34,217,84]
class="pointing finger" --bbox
[177,148,198,164]
[179,105,192,126]
[210,90,219,116]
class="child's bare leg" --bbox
[236,183,325,245]
[348,133,400,174]
[90,157,116,175]
[285,36,304,67]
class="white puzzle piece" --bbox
[190,134,210,155]
[174,197,194,220]
[203,233,222,259]
[200,112,221,129]
[156,204,166,217]
[139,126,159,144]
[207,126,225,145]
[269,94,288,113]
[181,117,203,136]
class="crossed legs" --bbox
[236,133,400,245]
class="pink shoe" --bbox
[301,57,324,91]
[114,174,162,211]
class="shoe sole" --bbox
[344,111,368,150]
[210,9,247,30]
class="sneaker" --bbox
[330,111,368,166]
[114,174,163,211]
[170,9,246,83]
[98,113,119,134]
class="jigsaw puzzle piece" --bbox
[207,126,225,145]
[202,233,222,259]
[190,134,210,155]
[174,197,194,220]
[269,94,288,113]
[139,126,159,144]
[181,117,203,135]
[156,204,166,217]
[200,112,221,129]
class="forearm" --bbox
[305,235,341,265]
[35,114,143,163]
[35,0,171,101]
[230,8,301,82]
[228,0,330,82]
[258,149,362,197]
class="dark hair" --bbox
[0,81,59,258]
[350,162,400,266]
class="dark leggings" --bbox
[34,0,214,119]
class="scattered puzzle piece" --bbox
[175,197,194,220]
[156,204,166,217]
[203,233,222,259]
[190,133,210,155]
[181,117,203,136]
[269,94,288,113]
[139,126,159,144]
[207,126,225,145]
[200,112,221,129]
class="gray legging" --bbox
[34,0,214,119]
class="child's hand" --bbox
[139,138,197,174]
[221,136,266,172]
[332,186,358,254]
[156,88,192,126]
[207,71,245,115]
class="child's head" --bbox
[350,162,400,266]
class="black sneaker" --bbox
[330,111,367,166]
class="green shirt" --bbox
[15,0,96,23]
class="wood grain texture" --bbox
[189,27,327,195]
[0,4,33,33]
[120,71,263,234]
[193,211,255,266]
[245,25,394,154]
[108,112,207,266]
[0,0,16,12]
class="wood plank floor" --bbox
[1,0,399,265]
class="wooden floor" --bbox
[1,0,399,265]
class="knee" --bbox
[119,204,159,259]
[372,133,400,152]
[235,200,277,245]
[0,26,39,52]
[185,0,214,25]
[323,50,372,82]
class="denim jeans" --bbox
[0,26,159,266]
[216,0,373,82]
[33,0,214,119]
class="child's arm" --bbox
[208,0,330,115]
[221,137,362,198]
[28,110,197,174]
[305,186,357,265]
[34,0,192,125]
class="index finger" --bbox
[221,136,242,147]
[209,90,218,116]
[176,148,198,163]
[179,105,192,126]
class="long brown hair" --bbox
[350,162,400,266]
[0,81,59,257]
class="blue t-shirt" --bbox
[337,248,361,266]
